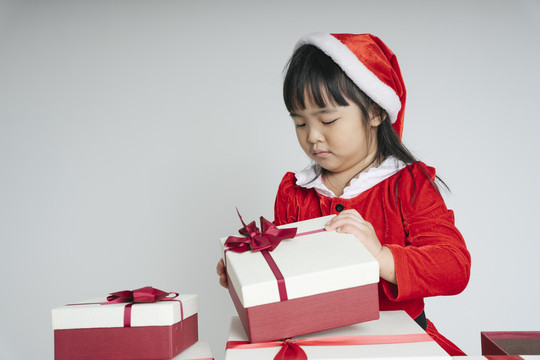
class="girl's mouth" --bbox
[313,150,331,158]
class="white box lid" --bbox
[173,341,213,359]
[51,293,199,329]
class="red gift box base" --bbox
[54,313,198,360]
[228,274,379,343]
[481,331,540,356]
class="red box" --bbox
[220,215,380,343]
[54,314,198,360]
[481,331,540,356]
[228,273,378,343]
[52,293,199,360]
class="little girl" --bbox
[217,32,471,356]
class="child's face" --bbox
[290,97,380,176]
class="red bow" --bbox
[274,339,307,360]
[225,209,297,253]
[105,286,179,304]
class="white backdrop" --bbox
[1,1,539,359]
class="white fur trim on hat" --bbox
[295,32,401,123]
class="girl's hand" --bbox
[216,258,228,288]
[325,210,396,284]
[324,210,383,257]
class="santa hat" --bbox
[295,33,406,139]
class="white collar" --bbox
[294,156,407,199]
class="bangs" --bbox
[283,45,352,112]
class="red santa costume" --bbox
[274,33,471,356]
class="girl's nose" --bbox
[307,125,324,143]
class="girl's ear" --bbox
[368,104,385,127]
[369,114,382,127]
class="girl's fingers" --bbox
[219,272,229,288]
[217,258,229,288]
[334,222,372,238]
[325,210,364,231]
[324,211,382,257]
[216,258,225,275]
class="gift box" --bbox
[51,287,199,360]
[225,310,450,359]
[481,331,540,356]
[173,341,214,360]
[219,214,380,343]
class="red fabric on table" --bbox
[228,273,379,343]
[54,313,198,360]
[425,319,465,356]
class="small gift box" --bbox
[173,341,214,360]
[51,286,199,360]
[225,310,450,359]
[481,331,540,356]
[219,214,380,343]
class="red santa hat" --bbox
[295,33,406,139]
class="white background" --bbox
[1,1,539,359]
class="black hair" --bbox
[283,44,448,198]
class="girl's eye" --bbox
[322,119,338,125]
[295,123,306,128]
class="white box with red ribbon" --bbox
[224,310,450,360]
[172,341,214,360]
[219,214,380,343]
[51,287,199,360]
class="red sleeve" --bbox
[382,163,471,301]
[273,172,299,225]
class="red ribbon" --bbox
[104,286,179,304]
[274,339,306,360]
[225,210,297,301]
[225,209,297,253]
[103,286,181,328]
[66,287,183,328]
[227,333,434,360]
